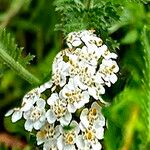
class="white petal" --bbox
[99,44,107,53]
[95,127,104,140]
[46,109,56,124]
[67,103,76,113]
[88,87,98,100]
[12,110,22,122]
[79,122,85,131]
[23,110,31,119]
[64,111,72,122]
[5,109,14,117]
[82,91,90,102]
[74,76,87,90]
[60,86,70,99]
[39,113,46,122]
[34,120,44,130]
[21,99,34,111]
[64,144,75,150]
[110,53,118,59]
[44,139,56,150]
[60,111,72,126]
[60,75,67,87]
[67,42,73,49]
[74,101,85,109]
[24,120,33,131]
[110,74,118,84]
[36,99,46,108]
[59,125,64,134]
[70,120,80,134]
[114,64,119,73]
[72,39,82,47]
[39,80,53,92]
[94,119,105,129]
[57,135,64,150]
[47,93,59,105]
[80,109,89,128]
[105,81,111,87]
[76,135,85,149]
[92,141,102,150]
[54,125,61,138]
[98,85,105,94]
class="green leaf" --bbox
[121,30,138,44]
[0,29,40,85]
[0,29,34,68]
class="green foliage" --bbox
[142,25,150,148]
[0,0,150,150]
[102,2,150,150]
[0,29,40,85]
[54,0,121,51]
[0,29,34,67]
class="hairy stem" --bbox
[0,48,40,85]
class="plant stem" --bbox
[121,106,139,150]
[0,48,40,85]
[143,26,150,142]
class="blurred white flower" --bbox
[99,59,119,87]
[46,93,72,126]
[99,44,118,60]
[21,88,41,112]
[77,124,104,150]
[5,88,42,122]
[80,102,105,129]
[36,122,60,150]
[57,121,80,150]
[5,107,23,123]
[60,78,90,113]
[23,98,46,131]
[51,61,69,91]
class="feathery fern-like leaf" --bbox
[0,29,34,67]
[0,29,39,85]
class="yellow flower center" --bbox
[64,132,75,145]
[84,129,95,141]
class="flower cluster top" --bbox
[5,30,119,150]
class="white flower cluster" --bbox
[5,30,119,150]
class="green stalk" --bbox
[0,48,40,85]
[143,25,150,142]
[121,106,139,150]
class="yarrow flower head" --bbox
[57,121,80,150]
[46,93,72,126]
[5,30,119,150]
[80,102,105,129]
[36,122,60,150]
[23,98,46,131]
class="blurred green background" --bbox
[0,0,150,150]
